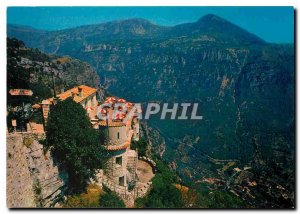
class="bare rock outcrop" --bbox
[7,134,36,208]
[7,133,66,208]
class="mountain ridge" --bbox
[7,14,266,47]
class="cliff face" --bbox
[7,134,36,207]
[7,38,100,105]
[7,133,66,208]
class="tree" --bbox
[45,98,107,192]
[99,187,125,208]
[130,138,148,157]
[145,174,183,208]
[136,160,184,208]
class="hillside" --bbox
[7,14,295,208]
[7,38,100,106]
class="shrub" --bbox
[63,184,103,208]
[99,189,125,208]
[23,136,33,148]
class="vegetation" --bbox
[192,187,245,208]
[45,98,107,192]
[34,180,44,207]
[23,136,34,147]
[135,160,183,208]
[63,184,103,208]
[99,186,125,208]
[130,137,147,157]
[7,37,100,133]
[64,184,125,208]
[135,159,245,208]
[7,37,99,105]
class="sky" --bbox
[7,7,294,43]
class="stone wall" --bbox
[96,169,152,208]
[127,149,138,172]
[104,149,128,185]
[7,133,66,208]
[107,126,127,146]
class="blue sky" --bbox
[7,7,294,43]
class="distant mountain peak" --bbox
[192,14,266,44]
[197,14,225,23]
[115,18,154,25]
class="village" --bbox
[7,85,157,207]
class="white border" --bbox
[0,1,298,213]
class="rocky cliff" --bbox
[7,133,66,207]
[7,134,36,207]
[7,38,100,106]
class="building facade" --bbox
[39,86,140,190]
[93,97,140,188]
[40,85,98,126]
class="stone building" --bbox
[37,86,141,189]
[33,85,152,207]
[92,97,140,188]
[91,97,150,207]
[39,85,98,125]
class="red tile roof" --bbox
[43,85,97,105]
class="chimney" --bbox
[78,86,83,97]
[71,91,76,98]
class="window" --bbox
[116,156,122,166]
[117,132,120,139]
[119,176,125,186]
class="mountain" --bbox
[7,14,295,208]
[169,14,265,44]
[7,14,265,55]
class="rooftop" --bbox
[43,85,97,105]
[95,97,141,127]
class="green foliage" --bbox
[145,176,183,208]
[7,37,99,107]
[34,181,42,195]
[135,197,146,208]
[130,138,147,157]
[30,82,53,102]
[99,187,125,208]
[34,180,45,207]
[63,184,103,208]
[136,160,183,208]
[45,98,107,192]
[7,38,32,106]
[194,189,245,208]
[23,136,34,148]
[134,159,244,208]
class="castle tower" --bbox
[97,97,140,188]
[100,123,132,187]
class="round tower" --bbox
[100,122,133,187]
[96,97,140,188]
